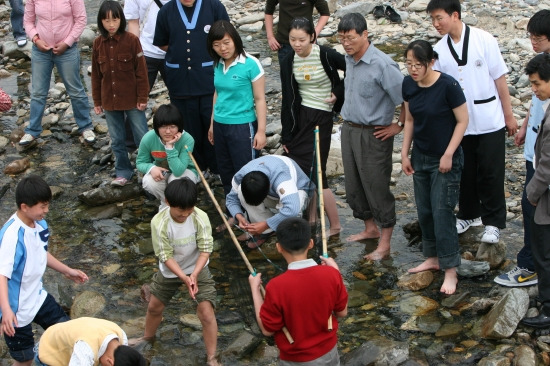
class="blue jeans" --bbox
[104,109,147,180]
[412,147,463,269]
[518,160,535,270]
[9,0,25,40]
[26,44,93,138]
[3,293,69,363]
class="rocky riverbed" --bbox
[0,0,550,364]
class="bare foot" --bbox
[408,257,440,273]
[326,227,341,237]
[237,232,250,242]
[216,217,235,232]
[128,336,155,347]
[346,229,380,242]
[364,248,390,261]
[440,268,458,295]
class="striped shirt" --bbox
[0,213,49,327]
[151,206,213,277]
[293,44,333,112]
[340,44,403,126]
[226,155,312,230]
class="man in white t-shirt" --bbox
[427,0,518,244]
[124,0,170,91]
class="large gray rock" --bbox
[341,336,409,366]
[70,290,106,318]
[1,40,31,59]
[474,288,529,339]
[513,344,536,366]
[457,258,490,277]
[334,2,376,18]
[408,0,429,12]
[78,184,144,206]
[397,271,434,291]
[234,13,264,25]
[79,28,96,47]
[475,241,506,269]
[326,146,344,177]
[223,330,263,358]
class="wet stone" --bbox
[179,314,202,330]
[216,310,243,325]
[514,344,536,366]
[476,241,507,269]
[477,355,512,366]
[347,289,371,308]
[441,291,471,308]
[457,258,490,277]
[435,322,463,337]
[397,271,434,291]
[399,295,439,316]
[223,330,263,358]
[341,336,409,366]
[70,290,106,318]
[475,288,529,339]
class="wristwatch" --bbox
[396,121,404,127]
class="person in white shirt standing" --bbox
[124,0,170,91]
[426,0,518,244]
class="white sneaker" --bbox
[481,225,500,244]
[456,217,482,234]
[82,129,96,143]
[19,133,35,146]
[16,38,27,47]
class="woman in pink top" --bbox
[21,0,96,146]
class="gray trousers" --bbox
[341,123,396,228]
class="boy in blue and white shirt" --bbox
[0,175,88,366]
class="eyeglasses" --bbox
[159,125,178,131]
[527,32,548,44]
[337,35,360,44]
[431,15,450,23]
[406,63,424,70]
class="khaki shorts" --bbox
[149,266,217,308]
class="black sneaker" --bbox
[385,6,402,23]
[373,5,385,19]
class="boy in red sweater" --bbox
[248,217,348,364]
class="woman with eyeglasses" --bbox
[136,103,199,211]
[400,40,468,295]
[280,17,346,236]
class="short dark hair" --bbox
[276,217,311,254]
[97,0,126,38]
[241,171,269,206]
[164,178,198,209]
[337,13,367,35]
[426,0,461,19]
[527,10,550,39]
[289,17,316,43]
[525,53,550,82]
[404,40,439,68]
[153,104,184,136]
[207,20,245,66]
[114,345,148,366]
[15,175,52,209]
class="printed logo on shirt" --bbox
[204,25,211,33]
[475,59,483,69]
[39,228,49,243]
[152,151,168,159]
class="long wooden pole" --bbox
[185,146,294,344]
[314,127,333,331]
